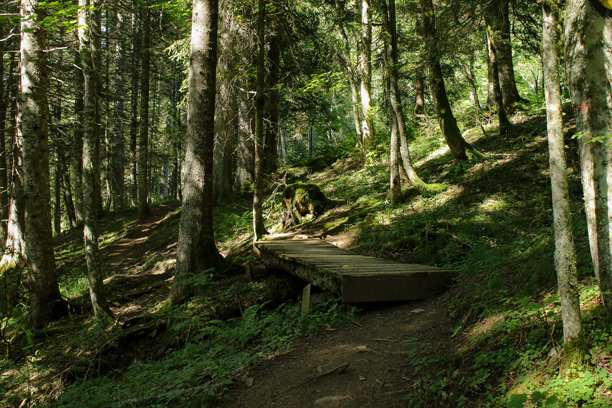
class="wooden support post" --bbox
[301,283,312,314]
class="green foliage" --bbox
[55,299,354,407]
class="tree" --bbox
[253,0,268,241]
[565,0,612,320]
[138,1,151,217]
[78,0,114,322]
[379,0,425,191]
[419,0,473,160]
[486,28,512,134]
[129,4,141,207]
[542,0,584,368]
[110,4,127,210]
[171,0,221,304]
[483,0,522,109]
[332,0,364,153]
[264,2,281,174]
[0,27,9,244]
[20,0,67,327]
[359,0,375,151]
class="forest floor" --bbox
[1,108,611,407]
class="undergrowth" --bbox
[54,299,354,407]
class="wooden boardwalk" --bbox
[255,239,458,303]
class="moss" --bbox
[282,183,327,228]
[560,334,587,375]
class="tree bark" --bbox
[264,22,281,174]
[542,0,584,364]
[129,5,141,207]
[359,0,375,151]
[486,29,512,134]
[171,0,222,304]
[483,0,522,109]
[0,31,9,244]
[381,25,400,204]
[138,2,151,217]
[78,0,114,322]
[381,0,425,188]
[110,6,127,210]
[72,50,84,225]
[420,0,471,160]
[333,0,364,150]
[565,0,612,320]
[20,0,67,327]
[253,0,268,241]
[463,58,483,115]
[414,17,426,118]
[1,40,26,272]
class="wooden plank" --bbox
[254,239,458,303]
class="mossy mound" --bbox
[282,183,327,228]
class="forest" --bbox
[1,0,611,406]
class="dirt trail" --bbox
[219,297,456,408]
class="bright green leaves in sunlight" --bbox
[300,72,343,95]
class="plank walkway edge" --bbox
[254,239,458,303]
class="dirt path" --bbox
[219,297,456,408]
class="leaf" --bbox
[508,393,528,408]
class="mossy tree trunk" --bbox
[380,0,425,189]
[138,2,151,217]
[542,0,584,368]
[253,0,268,241]
[565,0,612,320]
[486,29,512,135]
[483,0,522,109]
[420,0,471,161]
[0,27,8,245]
[78,0,114,322]
[72,50,84,225]
[129,4,141,207]
[359,0,375,152]
[171,0,222,304]
[20,0,67,327]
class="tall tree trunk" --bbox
[91,0,103,217]
[463,57,483,115]
[359,0,375,151]
[381,0,425,188]
[0,31,8,244]
[264,25,281,173]
[78,0,114,322]
[333,0,364,150]
[414,17,426,118]
[20,0,67,327]
[486,29,512,134]
[253,0,268,241]
[129,6,141,207]
[542,0,584,369]
[420,0,472,160]
[215,80,237,204]
[110,7,126,210]
[171,0,221,304]
[60,149,77,228]
[53,143,62,235]
[381,24,400,204]
[483,0,522,109]
[565,0,612,320]
[138,2,151,217]
[72,50,84,225]
[1,51,26,272]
